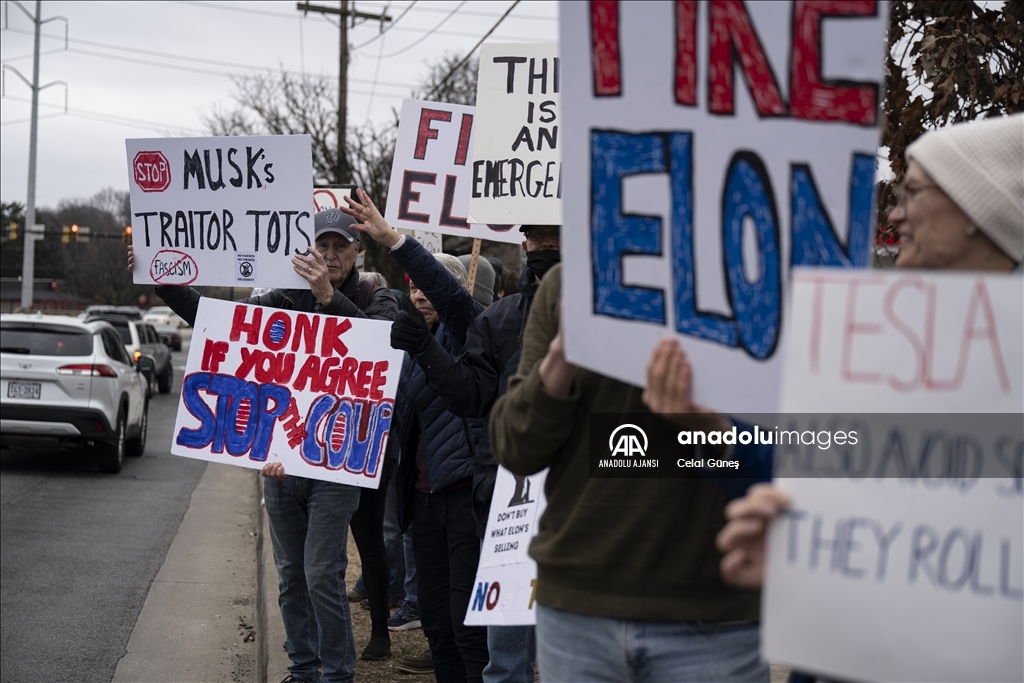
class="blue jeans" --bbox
[265,477,361,683]
[483,625,536,683]
[535,603,769,683]
[402,524,417,604]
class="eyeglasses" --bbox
[896,182,941,208]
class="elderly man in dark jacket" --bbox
[128,209,397,683]
[342,189,491,682]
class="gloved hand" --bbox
[391,297,432,356]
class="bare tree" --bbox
[414,51,479,107]
[879,1,1023,246]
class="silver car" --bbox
[0,313,152,473]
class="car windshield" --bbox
[0,325,93,356]
[109,321,133,345]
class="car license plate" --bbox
[8,381,41,400]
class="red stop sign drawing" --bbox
[133,151,171,192]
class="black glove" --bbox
[391,297,432,355]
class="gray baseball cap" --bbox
[314,208,360,243]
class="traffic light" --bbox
[70,224,79,242]
[122,225,132,243]
[8,222,16,241]
[62,225,70,243]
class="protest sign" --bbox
[464,467,547,626]
[127,135,315,289]
[314,186,356,211]
[170,298,404,488]
[559,2,886,412]
[763,269,1024,683]
[386,99,521,244]
[467,43,562,226]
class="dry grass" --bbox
[346,534,432,681]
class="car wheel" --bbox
[98,412,126,474]
[158,365,172,394]
[127,401,148,457]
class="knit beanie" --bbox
[457,254,495,307]
[906,113,1024,263]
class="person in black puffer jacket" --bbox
[344,190,490,683]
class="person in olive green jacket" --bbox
[489,264,768,682]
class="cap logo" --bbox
[325,211,341,224]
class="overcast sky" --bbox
[0,0,558,209]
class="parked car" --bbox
[143,306,186,329]
[79,305,143,320]
[0,312,152,473]
[153,324,183,352]
[85,314,173,395]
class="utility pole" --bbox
[297,2,391,184]
[4,1,68,310]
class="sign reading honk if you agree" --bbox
[127,135,315,288]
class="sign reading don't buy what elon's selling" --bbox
[126,135,315,288]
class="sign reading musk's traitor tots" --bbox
[127,135,315,289]
[170,298,405,488]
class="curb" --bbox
[256,477,291,683]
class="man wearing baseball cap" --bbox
[128,208,397,683]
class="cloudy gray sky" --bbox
[1,0,558,209]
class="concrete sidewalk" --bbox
[113,463,260,683]
[257,478,290,683]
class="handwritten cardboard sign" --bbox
[127,135,315,289]
[763,269,1024,683]
[467,43,562,226]
[464,467,547,626]
[386,99,521,244]
[170,298,404,488]
[559,2,886,412]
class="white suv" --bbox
[0,313,152,473]
[143,306,186,329]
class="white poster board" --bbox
[559,2,886,412]
[467,43,562,226]
[386,99,521,244]
[127,135,315,289]
[764,269,1024,683]
[170,298,404,488]
[464,467,547,626]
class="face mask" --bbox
[526,249,561,280]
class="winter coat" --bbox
[387,237,486,529]
[412,265,541,534]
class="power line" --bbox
[174,0,555,22]
[357,0,467,59]
[1,26,418,89]
[425,0,519,100]
[2,94,206,135]
[351,0,416,50]
[364,4,389,117]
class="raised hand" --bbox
[341,188,401,248]
[391,296,432,356]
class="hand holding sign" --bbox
[717,483,792,589]
[261,461,288,481]
[291,248,333,306]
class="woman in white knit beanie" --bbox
[891,112,1023,270]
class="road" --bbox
[0,342,206,683]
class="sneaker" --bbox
[360,622,391,661]
[279,675,313,683]
[347,586,368,602]
[387,600,421,631]
[396,649,433,674]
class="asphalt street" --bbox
[0,343,207,683]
